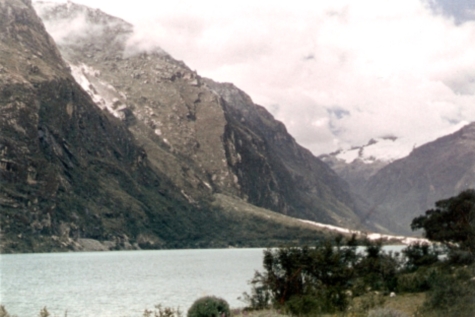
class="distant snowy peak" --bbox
[327,136,416,164]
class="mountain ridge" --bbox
[355,122,475,235]
[32,1,364,229]
[0,0,367,252]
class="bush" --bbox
[241,271,272,310]
[401,242,440,272]
[396,267,439,293]
[367,307,409,317]
[355,240,400,292]
[187,296,230,317]
[285,294,322,316]
[358,292,386,313]
[144,305,182,317]
[411,189,475,261]
[244,236,358,314]
[422,265,475,317]
[447,249,475,265]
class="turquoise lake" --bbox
[0,245,407,317]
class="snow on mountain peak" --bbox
[333,136,416,164]
[327,121,471,165]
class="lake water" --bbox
[0,246,407,317]
[0,249,265,317]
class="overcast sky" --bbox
[34,0,475,155]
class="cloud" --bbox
[34,0,475,157]
[428,0,475,24]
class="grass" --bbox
[232,292,426,317]
[380,293,425,315]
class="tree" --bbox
[401,242,440,271]
[411,189,475,261]
[187,296,230,317]
[244,236,359,314]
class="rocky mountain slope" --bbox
[0,0,365,252]
[0,0,356,252]
[32,2,363,227]
[359,123,475,235]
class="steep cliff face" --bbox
[33,1,241,201]
[1,0,351,252]
[361,123,475,235]
[32,1,363,231]
[0,0,196,251]
[207,81,360,226]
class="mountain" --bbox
[322,135,415,164]
[32,1,363,227]
[358,122,475,235]
[0,0,364,252]
[319,137,402,197]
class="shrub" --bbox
[187,296,230,317]
[401,242,440,272]
[285,294,322,316]
[241,271,272,310]
[396,267,439,293]
[356,240,400,292]
[358,292,386,313]
[422,265,475,317]
[411,189,475,262]
[447,249,474,265]
[367,307,409,317]
[244,236,358,313]
[144,305,182,317]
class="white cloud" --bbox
[34,0,475,156]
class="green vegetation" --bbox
[2,191,474,317]
[143,305,183,317]
[243,190,475,316]
[187,296,230,317]
[411,189,475,263]
[367,308,408,317]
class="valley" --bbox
[0,0,474,253]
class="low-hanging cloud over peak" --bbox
[34,0,475,158]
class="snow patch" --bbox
[335,137,416,164]
[333,123,469,165]
[299,219,430,245]
[70,63,128,120]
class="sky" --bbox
[33,0,475,156]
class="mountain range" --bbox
[0,0,365,252]
[322,124,475,235]
[1,0,474,252]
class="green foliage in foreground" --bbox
[243,235,401,315]
[187,296,230,317]
[243,238,475,316]
[420,264,475,317]
[411,189,475,262]
[243,190,475,316]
